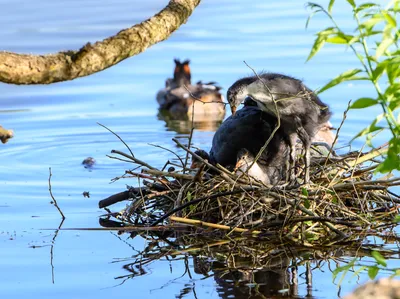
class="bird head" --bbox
[190,149,210,169]
[227,76,259,115]
[234,148,254,171]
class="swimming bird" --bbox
[156,59,225,119]
[227,73,332,183]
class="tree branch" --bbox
[0,0,201,85]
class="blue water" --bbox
[0,0,396,298]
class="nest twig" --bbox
[99,137,399,247]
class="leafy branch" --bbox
[306,0,400,173]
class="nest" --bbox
[99,131,400,247]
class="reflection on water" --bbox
[157,110,224,134]
[107,229,400,299]
[0,0,396,298]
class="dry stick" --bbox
[142,169,194,180]
[172,138,224,175]
[150,186,260,226]
[125,170,159,181]
[183,84,229,105]
[262,216,358,228]
[347,146,388,168]
[183,88,196,173]
[148,143,185,168]
[111,149,157,170]
[48,167,65,220]
[59,226,188,231]
[268,191,347,238]
[173,137,264,187]
[324,100,351,171]
[97,122,135,160]
[169,239,235,255]
[332,177,400,189]
[50,218,64,284]
[106,154,137,164]
[170,216,262,234]
[243,61,281,172]
[327,146,389,187]
[99,190,132,208]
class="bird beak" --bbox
[230,106,237,115]
[190,161,198,169]
[234,159,245,171]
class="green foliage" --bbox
[371,251,387,267]
[306,0,400,174]
[368,266,379,279]
[318,69,367,93]
[332,251,399,285]
[350,97,378,109]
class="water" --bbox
[0,0,396,298]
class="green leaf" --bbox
[307,35,327,61]
[187,191,192,201]
[301,187,309,197]
[388,97,400,111]
[350,266,368,280]
[372,60,389,81]
[384,83,400,99]
[332,258,356,283]
[351,114,385,141]
[355,2,379,13]
[348,35,360,45]
[347,0,356,8]
[368,266,379,279]
[376,137,400,173]
[387,62,400,84]
[382,11,397,27]
[304,198,311,209]
[350,97,378,109]
[318,69,365,94]
[371,251,387,267]
[326,36,349,44]
[394,215,400,223]
[307,27,337,61]
[376,37,394,58]
[360,15,384,31]
[305,11,317,29]
[328,0,335,13]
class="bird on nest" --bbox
[191,75,335,185]
[226,73,332,183]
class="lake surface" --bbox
[0,0,396,298]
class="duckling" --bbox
[156,59,225,119]
[234,148,286,185]
[227,73,331,183]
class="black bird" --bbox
[226,73,332,183]
[192,99,289,185]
